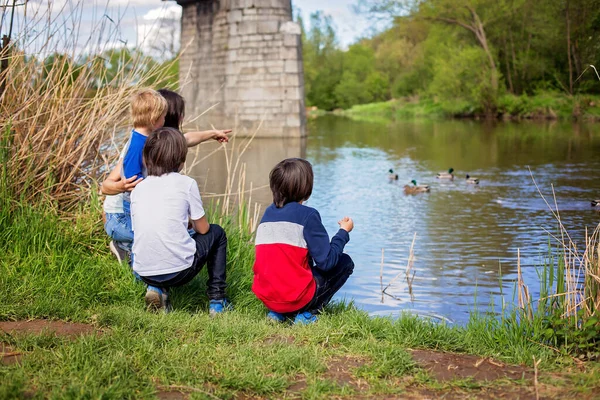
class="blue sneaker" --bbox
[209,299,231,316]
[145,286,171,313]
[266,310,285,323]
[294,311,317,325]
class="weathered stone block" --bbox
[283,34,298,47]
[238,21,258,35]
[280,47,298,60]
[230,0,245,9]
[284,59,299,73]
[285,87,302,100]
[257,20,279,34]
[279,21,301,35]
[244,34,263,42]
[286,115,301,127]
[282,100,299,113]
[268,66,284,74]
[228,36,242,49]
[282,74,300,87]
[227,10,242,23]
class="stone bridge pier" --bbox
[173,0,306,137]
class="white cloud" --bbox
[137,5,181,59]
[296,0,373,47]
[143,4,180,21]
[105,0,168,6]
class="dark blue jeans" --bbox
[294,253,354,315]
[140,224,228,300]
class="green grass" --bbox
[339,92,600,123]
[1,191,599,398]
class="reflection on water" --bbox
[189,116,600,324]
[187,137,305,205]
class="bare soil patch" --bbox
[0,320,98,338]
[261,334,295,345]
[324,355,369,389]
[1,342,22,365]
[287,355,368,394]
[156,390,187,400]
[0,319,100,366]
[411,350,532,382]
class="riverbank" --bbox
[312,92,600,124]
[1,194,599,399]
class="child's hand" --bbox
[212,129,232,143]
[338,216,354,233]
[118,175,143,192]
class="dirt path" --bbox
[1,320,594,399]
[0,319,100,366]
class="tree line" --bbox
[300,0,600,114]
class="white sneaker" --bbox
[109,240,129,264]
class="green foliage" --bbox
[542,310,600,361]
[428,45,500,114]
[303,0,600,114]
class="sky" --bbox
[3,0,375,58]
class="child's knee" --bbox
[209,224,227,240]
[339,253,354,274]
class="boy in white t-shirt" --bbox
[131,127,230,315]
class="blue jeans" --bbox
[292,253,354,315]
[104,212,133,253]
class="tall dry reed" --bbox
[0,1,177,208]
[515,171,600,357]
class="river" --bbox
[188,115,600,324]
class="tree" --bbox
[302,11,344,109]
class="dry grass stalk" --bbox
[516,248,533,320]
[380,248,384,303]
[383,233,417,302]
[533,356,541,400]
[1,1,178,208]
[526,168,600,328]
[182,113,265,234]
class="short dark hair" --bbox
[143,127,188,177]
[158,88,185,130]
[269,158,313,208]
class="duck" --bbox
[436,167,454,180]
[388,169,399,181]
[466,174,479,184]
[404,180,430,194]
[591,200,600,207]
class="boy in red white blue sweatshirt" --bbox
[252,158,355,324]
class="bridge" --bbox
[171,0,306,137]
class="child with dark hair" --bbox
[252,158,355,324]
[101,89,231,278]
[130,127,230,315]
[101,89,231,261]
[157,88,231,144]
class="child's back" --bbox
[121,89,168,208]
[252,158,354,324]
[131,127,230,315]
[132,172,203,276]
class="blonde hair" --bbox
[131,88,168,129]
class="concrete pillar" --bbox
[175,0,306,137]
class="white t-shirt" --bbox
[102,144,129,214]
[131,173,205,277]
[103,193,124,214]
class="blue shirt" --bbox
[121,130,148,206]
[122,130,148,180]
